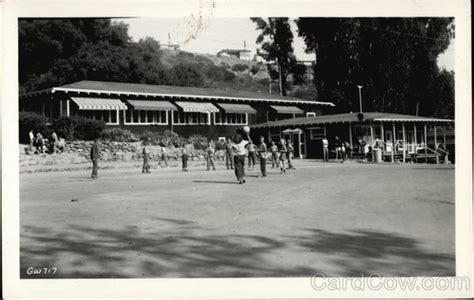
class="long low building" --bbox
[20,80,335,139]
[250,112,454,163]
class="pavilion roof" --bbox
[250,112,453,129]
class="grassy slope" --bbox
[159,49,316,98]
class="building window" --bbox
[214,112,248,125]
[124,108,168,125]
[78,110,119,125]
[309,127,326,140]
[267,111,295,122]
[172,111,210,125]
[306,112,316,117]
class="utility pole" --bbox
[416,102,419,116]
[357,85,363,113]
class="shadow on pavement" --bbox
[290,229,455,277]
[20,221,454,278]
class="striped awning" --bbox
[127,100,177,111]
[71,97,127,110]
[270,105,304,114]
[175,101,219,113]
[218,103,256,114]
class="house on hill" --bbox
[217,49,252,61]
[20,80,334,140]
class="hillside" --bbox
[158,48,316,99]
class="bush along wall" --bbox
[52,116,106,140]
[20,115,226,161]
[20,114,106,142]
[19,112,50,143]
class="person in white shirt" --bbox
[51,130,58,154]
[232,133,249,184]
[28,130,34,152]
[322,136,329,162]
[161,145,169,168]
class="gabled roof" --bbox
[21,80,334,106]
[251,112,453,129]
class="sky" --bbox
[118,18,454,71]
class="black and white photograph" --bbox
[2,0,472,298]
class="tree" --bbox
[251,18,297,96]
[296,18,454,118]
[19,19,133,93]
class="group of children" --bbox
[28,129,64,154]
[322,135,352,163]
[221,132,296,184]
[137,131,296,184]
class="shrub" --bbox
[231,64,249,72]
[188,134,209,150]
[102,128,139,142]
[52,117,75,140]
[19,111,50,143]
[257,77,270,85]
[52,116,105,141]
[205,65,236,82]
[223,69,236,81]
[72,117,106,140]
[250,64,260,75]
[139,130,182,147]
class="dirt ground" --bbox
[20,160,455,278]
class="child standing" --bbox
[270,140,279,168]
[181,143,189,172]
[160,145,169,168]
[248,141,256,168]
[232,133,249,184]
[279,138,288,174]
[36,132,44,154]
[322,136,329,162]
[142,142,151,173]
[225,138,234,170]
[257,136,267,177]
[206,141,216,171]
[287,140,295,169]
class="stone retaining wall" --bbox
[65,140,226,161]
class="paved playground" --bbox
[20,160,455,278]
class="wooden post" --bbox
[402,122,406,163]
[413,123,417,158]
[443,125,448,164]
[424,124,428,163]
[348,123,353,149]
[380,122,385,151]
[66,100,70,117]
[298,131,302,159]
[391,122,395,163]
[370,124,375,161]
[434,125,438,164]
[169,110,174,132]
[443,126,447,146]
[413,123,417,146]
